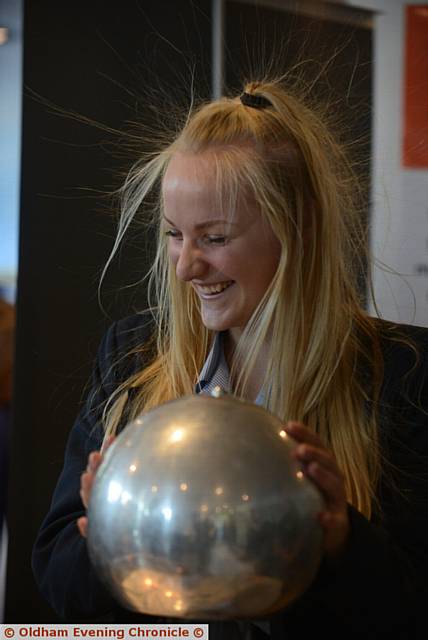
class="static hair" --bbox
[99,78,405,519]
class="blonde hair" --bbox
[99,78,396,519]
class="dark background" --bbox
[5,0,372,622]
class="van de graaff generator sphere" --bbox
[87,387,324,619]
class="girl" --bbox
[33,80,428,638]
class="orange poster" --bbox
[403,5,428,168]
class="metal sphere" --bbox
[87,391,324,620]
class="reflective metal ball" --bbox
[87,391,324,620]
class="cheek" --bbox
[200,247,232,274]
[250,252,280,292]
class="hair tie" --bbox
[240,92,272,109]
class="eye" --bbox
[205,235,227,245]
[165,229,182,240]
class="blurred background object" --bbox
[0,0,21,622]
[0,297,15,511]
[0,294,15,624]
[0,0,20,305]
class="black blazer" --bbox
[32,314,428,639]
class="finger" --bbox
[306,462,346,509]
[87,451,103,473]
[294,444,338,475]
[318,511,341,530]
[284,422,325,449]
[77,516,88,538]
[80,471,95,508]
[81,470,95,490]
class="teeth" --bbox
[199,281,233,294]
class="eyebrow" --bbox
[163,215,239,230]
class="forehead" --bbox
[162,152,228,225]
[162,152,216,199]
[162,151,256,224]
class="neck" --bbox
[226,326,242,352]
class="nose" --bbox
[175,239,207,282]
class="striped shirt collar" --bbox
[195,331,231,395]
[195,331,267,405]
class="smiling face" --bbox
[162,151,281,339]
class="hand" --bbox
[77,436,115,538]
[284,421,351,563]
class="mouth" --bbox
[195,280,235,299]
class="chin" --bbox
[201,315,232,332]
[202,316,247,335]
[202,321,228,332]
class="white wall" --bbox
[348,0,428,326]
